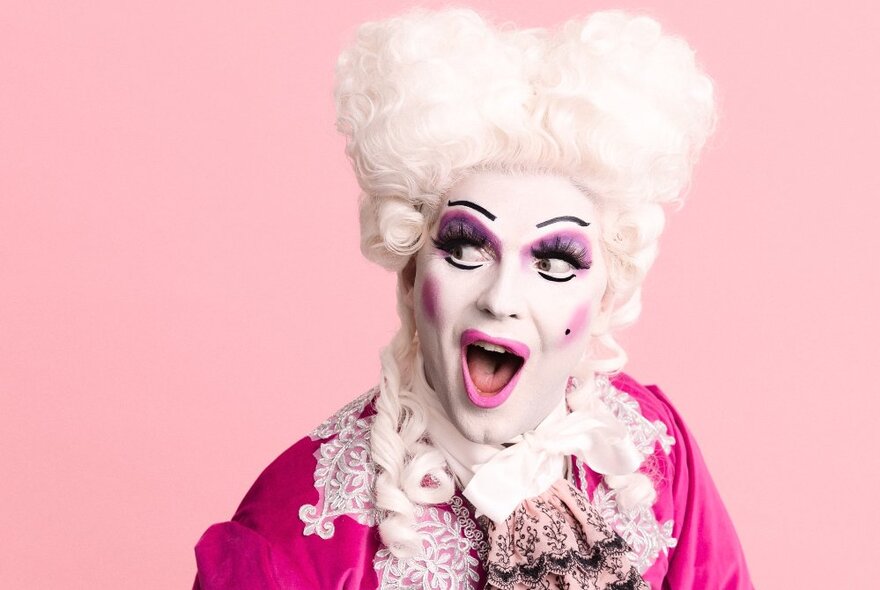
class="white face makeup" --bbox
[413,172,611,444]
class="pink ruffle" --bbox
[483,479,648,590]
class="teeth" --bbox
[474,341,507,354]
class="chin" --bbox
[458,422,510,445]
[450,405,538,445]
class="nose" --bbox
[476,260,525,320]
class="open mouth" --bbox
[460,329,530,408]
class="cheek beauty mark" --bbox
[421,275,440,325]
[563,304,590,344]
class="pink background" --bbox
[2,0,878,587]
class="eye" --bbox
[530,236,591,283]
[445,243,489,270]
[432,217,495,271]
[534,258,576,282]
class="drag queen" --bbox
[194,8,753,589]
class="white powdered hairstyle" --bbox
[334,8,716,557]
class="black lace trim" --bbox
[486,534,635,587]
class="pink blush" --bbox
[564,304,590,342]
[421,276,440,324]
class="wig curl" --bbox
[334,8,716,558]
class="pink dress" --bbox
[193,374,753,589]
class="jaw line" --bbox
[459,329,530,409]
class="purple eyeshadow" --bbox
[520,229,592,269]
[435,211,501,256]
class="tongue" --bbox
[467,346,519,395]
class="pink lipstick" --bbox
[460,329,530,408]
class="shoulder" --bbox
[234,387,380,541]
[196,386,490,589]
[194,388,382,589]
[606,376,755,587]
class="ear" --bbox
[589,286,615,337]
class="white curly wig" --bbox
[334,8,716,558]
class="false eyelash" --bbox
[432,220,492,255]
[531,236,592,269]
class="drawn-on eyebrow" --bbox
[447,200,497,221]
[535,215,590,228]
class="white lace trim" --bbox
[591,480,677,573]
[299,391,379,539]
[597,375,675,456]
[572,378,678,574]
[374,497,482,589]
[308,388,377,440]
[300,391,484,587]
[449,495,489,564]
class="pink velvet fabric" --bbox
[570,375,754,589]
[193,435,382,590]
[193,374,754,589]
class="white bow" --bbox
[463,401,643,523]
[412,354,643,524]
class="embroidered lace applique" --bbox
[570,378,678,574]
[309,387,377,440]
[591,482,677,574]
[596,376,675,456]
[374,500,482,590]
[450,494,489,563]
[301,391,484,587]
[299,394,379,539]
